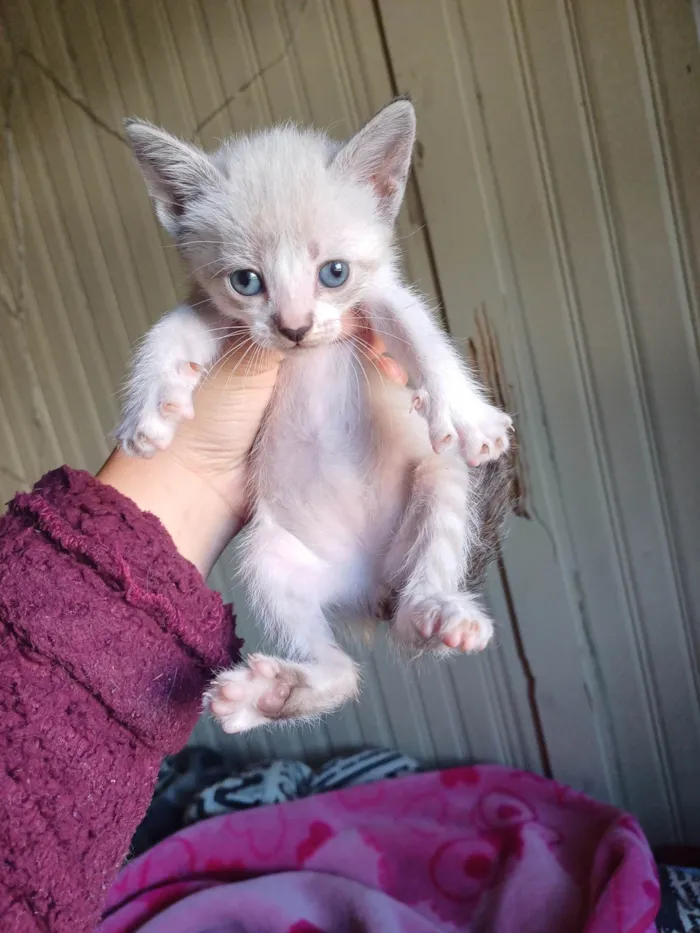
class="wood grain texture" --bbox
[1,0,698,844]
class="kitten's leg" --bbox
[116,305,226,457]
[366,274,513,466]
[207,515,359,733]
[387,455,494,657]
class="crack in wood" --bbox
[192,0,311,139]
[467,303,529,518]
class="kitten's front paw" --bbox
[206,654,305,734]
[411,387,458,453]
[412,388,512,465]
[117,361,202,457]
[462,404,513,467]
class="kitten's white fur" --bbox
[117,100,512,733]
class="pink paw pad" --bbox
[400,595,494,656]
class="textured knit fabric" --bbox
[0,467,240,933]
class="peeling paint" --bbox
[467,302,530,519]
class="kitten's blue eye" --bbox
[229,269,264,296]
[318,260,349,288]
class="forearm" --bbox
[0,467,238,932]
[98,448,243,578]
[368,269,485,401]
[367,269,512,463]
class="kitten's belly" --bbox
[253,347,432,599]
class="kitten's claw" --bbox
[117,359,202,458]
[207,654,305,734]
[410,385,512,463]
[119,418,176,458]
[411,388,427,413]
[462,406,513,467]
[410,387,458,454]
[394,594,494,656]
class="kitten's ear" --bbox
[333,97,416,222]
[124,119,219,235]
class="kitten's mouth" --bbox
[272,329,342,353]
[278,338,333,353]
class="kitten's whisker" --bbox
[199,324,255,358]
[202,338,251,384]
[352,340,398,440]
[244,342,263,377]
[348,348,363,409]
[371,294,443,316]
[360,317,422,343]
[358,347,386,387]
[205,323,249,333]
[340,335,375,401]
[333,343,374,486]
[188,257,234,277]
[351,334,398,405]
[200,334,234,346]
[182,297,218,311]
[212,343,251,382]
[351,332,399,374]
[222,339,258,391]
[371,319,473,353]
[200,325,248,339]
[337,336,357,390]
[208,336,249,354]
[252,343,268,376]
[195,257,237,277]
[205,340,248,374]
[178,239,233,248]
[187,325,251,352]
[163,241,229,251]
[337,337,363,407]
[353,322,415,349]
[225,340,260,387]
[395,225,426,242]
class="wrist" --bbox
[97,449,245,577]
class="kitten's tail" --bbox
[464,455,515,588]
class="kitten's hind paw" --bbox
[393,593,494,656]
[206,654,306,734]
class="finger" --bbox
[366,330,386,356]
[354,315,386,356]
[350,315,406,385]
[377,354,408,386]
[218,339,283,378]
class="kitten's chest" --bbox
[263,347,372,461]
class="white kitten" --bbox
[118,99,513,733]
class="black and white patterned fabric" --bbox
[657,865,700,933]
[130,747,418,859]
[186,747,416,823]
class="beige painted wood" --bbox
[376,0,700,842]
[1,0,699,844]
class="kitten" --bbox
[118,99,513,733]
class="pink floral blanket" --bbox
[99,765,659,932]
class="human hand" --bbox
[163,316,405,503]
[99,323,404,576]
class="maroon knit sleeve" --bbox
[0,467,241,933]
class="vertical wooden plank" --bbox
[60,0,179,319]
[3,0,698,847]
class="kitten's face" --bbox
[180,131,389,352]
[126,100,415,352]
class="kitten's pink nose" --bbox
[277,321,312,344]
